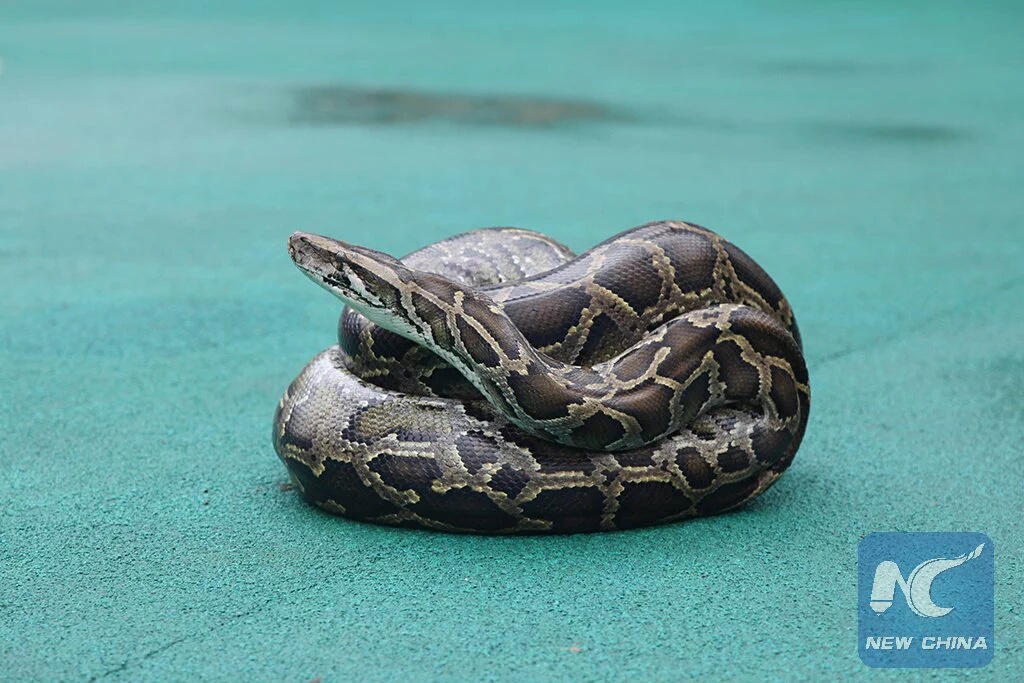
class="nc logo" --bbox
[869,543,985,618]
[858,532,993,668]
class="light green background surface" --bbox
[2,1,1022,680]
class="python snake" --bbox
[273,221,809,533]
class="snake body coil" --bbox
[274,221,809,533]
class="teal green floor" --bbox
[2,1,1022,680]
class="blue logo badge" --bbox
[858,532,993,668]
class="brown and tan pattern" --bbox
[274,221,810,533]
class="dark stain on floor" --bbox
[804,121,970,144]
[289,85,627,127]
[757,59,881,76]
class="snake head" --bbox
[287,231,513,395]
[288,231,413,326]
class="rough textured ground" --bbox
[1,1,1021,680]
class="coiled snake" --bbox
[273,221,809,533]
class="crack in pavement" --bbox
[87,583,321,680]
[90,635,191,682]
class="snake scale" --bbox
[273,220,809,533]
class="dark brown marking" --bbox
[454,431,503,474]
[663,229,719,294]
[696,476,761,514]
[612,343,660,383]
[716,444,750,473]
[722,242,784,308]
[368,453,445,490]
[275,402,314,451]
[502,430,599,476]
[714,339,760,401]
[727,307,805,381]
[424,366,479,399]
[346,261,402,307]
[611,447,659,469]
[505,373,576,420]
[337,308,365,355]
[369,323,417,358]
[677,372,713,423]
[410,291,445,326]
[603,380,674,443]
[592,245,664,314]
[298,460,402,518]
[751,425,793,467]
[489,464,532,499]
[412,291,454,348]
[462,399,499,423]
[676,447,715,489]
[568,412,627,449]
[409,487,519,531]
[769,366,799,419]
[505,288,591,349]
[520,487,605,533]
[577,312,618,363]
[462,295,520,360]
[414,273,459,306]
[392,425,435,442]
[659,321,718,380]
[615,481,693,528]
[455,316,501,367]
